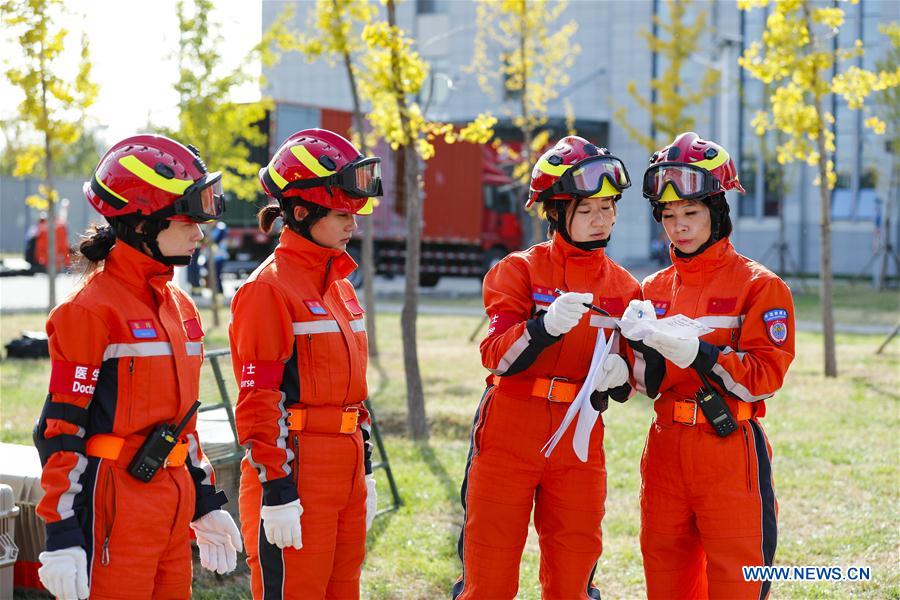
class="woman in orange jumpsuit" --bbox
[34,134,242,600]
[231,129,382,599]
[452,136,640,599]
[625,132,796,599]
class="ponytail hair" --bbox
[257,203,282,233]
[74,223,116,276]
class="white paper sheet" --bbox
[617,314,713,341]
[540,328,615,461]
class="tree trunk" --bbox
[45,147,57,313]
[206,239,220,327]
[401,143,427,439]
[806,4,837,377]
[387,0,428,439]
[342,40,379,361]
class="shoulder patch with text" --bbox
[762,309,789,346]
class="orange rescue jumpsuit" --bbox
[231,228,372,600]
[34,241,226,599]
[633,238,795,599]
[453,234,640,600]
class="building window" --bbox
[416,0,446,15]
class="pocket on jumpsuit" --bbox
[472,391,495,456]
[97,462,118,567]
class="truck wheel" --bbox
[419,273,440,287]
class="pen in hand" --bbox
[553,288,610,316]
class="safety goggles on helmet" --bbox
[642,162,722,202]
[537,155,631,203]
[284,156,383,199]
[150,172,226,222]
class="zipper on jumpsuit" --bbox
[100,462,117,566]
[306,335,317,397]
[127,358,135,425]
[742,424,753,492]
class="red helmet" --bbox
[259,129,380,215]
[643,132,745,205]
[84,134,225,223]
[526,136,630,209]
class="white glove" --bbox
[544,292,592,337]
[365,476,377,531]
[260,499,303,550]
[620,299,657,341]
[593,354,629,393]
[38,547,89,599]
[644,331,699,369]
[190,509,243,575]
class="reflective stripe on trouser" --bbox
[640,418,778,600]
[240,429,367,600]
[454,387,606,600]
[87,458,195,599]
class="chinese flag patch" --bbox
[708,297,738,314]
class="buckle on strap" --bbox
[673,399,699,425]
[546,377,569,402]
[340,407,360,434]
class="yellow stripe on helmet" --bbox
[97,176,130,204]
[691,146,729,171]
[268,163,289,190]
[290,145,335,177]
[118,155,192,195]
[536,158,572,177]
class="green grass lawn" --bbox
[2,300,898,598]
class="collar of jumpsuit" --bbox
[668,236,736,285]
[275,227,358,293]
[103,240,174,300]
[548,229,607,265]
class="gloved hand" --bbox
[544,292,592,337]
[593,354,629,393]
[38,546,90,599]
[260,499,303,550]
[619,299,657,341]
[190,509,243,575]
[365,475,377,531]
[644,331,699,369]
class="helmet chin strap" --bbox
[552,200,608,251]
[111,216,192,266]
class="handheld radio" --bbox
[128,401,200,482]
[694,372,738,438]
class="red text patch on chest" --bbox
[183,318,203,340]
[303,300,328,316]
[650,300,670,316]
[707,297,738,314]
[343,296,364,316]
[128,320,158,339]
[596,297,625,316]
[532,286,556,307]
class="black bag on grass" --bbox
[5,331,50,359]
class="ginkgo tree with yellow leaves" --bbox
[739,0,900,377]
[3,0,98,311]
[356,0,495,440]
[467,0,580,243]
[614,0,719,153]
